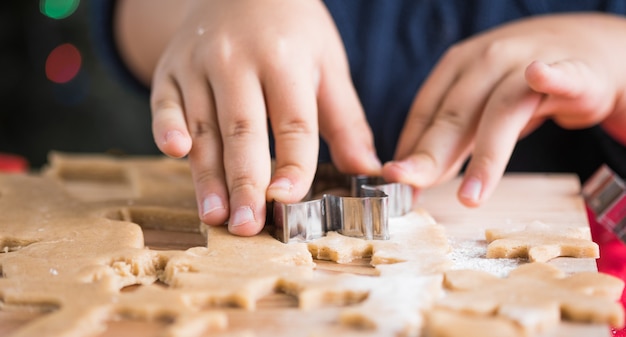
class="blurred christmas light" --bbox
[45,43,82,84]
[40,0,80,20]
[0,153,29,173]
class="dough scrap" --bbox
[485,221,599,262]
[426,262,625,337]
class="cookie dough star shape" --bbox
[485,222,599,262]
[307,210,451,276]
[427,262,625,337]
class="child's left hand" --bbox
[383,13,626,207]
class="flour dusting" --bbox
[448,239,523,278]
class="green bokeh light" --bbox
[40,0,80,20]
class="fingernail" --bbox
[202,194,225,216]
[460,177,482,202]
[164,130,183,145]
[230,206,255,227]
[269,177,293,193]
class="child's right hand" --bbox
[135,0,381,236]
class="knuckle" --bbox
[228,174,259,195]
[445,38,521,69]
[201,34,241,68]
[193,167,224,187]
[435,108,466,130]
[274,117,313,139]
[151,97,180,112]
[493,90,536,116]
[495,93,520,111]
[188,119,218,139]
[213,44,235,67]
[481,39,516,63]
[266,37,289,57]
[407,111,432,129]
[443,42,465,61]
[224,118,256,140]
[275,162,313,181]
[260,37,306,71]
[440,38,473,65]
[470,152,497,172]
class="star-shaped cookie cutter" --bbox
[270,164,414,243]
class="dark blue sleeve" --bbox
[88,0,150,97]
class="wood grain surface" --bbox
[0,173,614,337]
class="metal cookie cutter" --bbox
[270,165,414,243]
[582,164,626,243]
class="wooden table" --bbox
[0,173,614,337]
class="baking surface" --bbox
[0,172,614,337]
[426,174,595,260]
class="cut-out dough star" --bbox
[426,262,624,337]
[276,273,370,310]
[485,221,599,262]
[307,209,451,276]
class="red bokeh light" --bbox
[0,153,29,173]
[45,43,82,84]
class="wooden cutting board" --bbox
[0,173,615,337]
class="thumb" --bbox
[317,63,381,175]
[525,59,611,128]
[525,59,588,98]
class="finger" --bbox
[150,71,193,158]
[177,71,229,226]
[526,60,611,128]
[317,53,381,176]
[214,70,270,236]
[263,64,318,203]
[393,47,467,160]
[459,72,542,207]
[525,60,587,98]
[382,60,508,188]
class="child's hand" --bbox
[148,0,380,236]
[383,13,626,207]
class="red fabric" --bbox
[0,153,28,173]
[588,206,626,336]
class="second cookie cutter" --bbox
[271,171,414,243]
[582,164,626,243]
